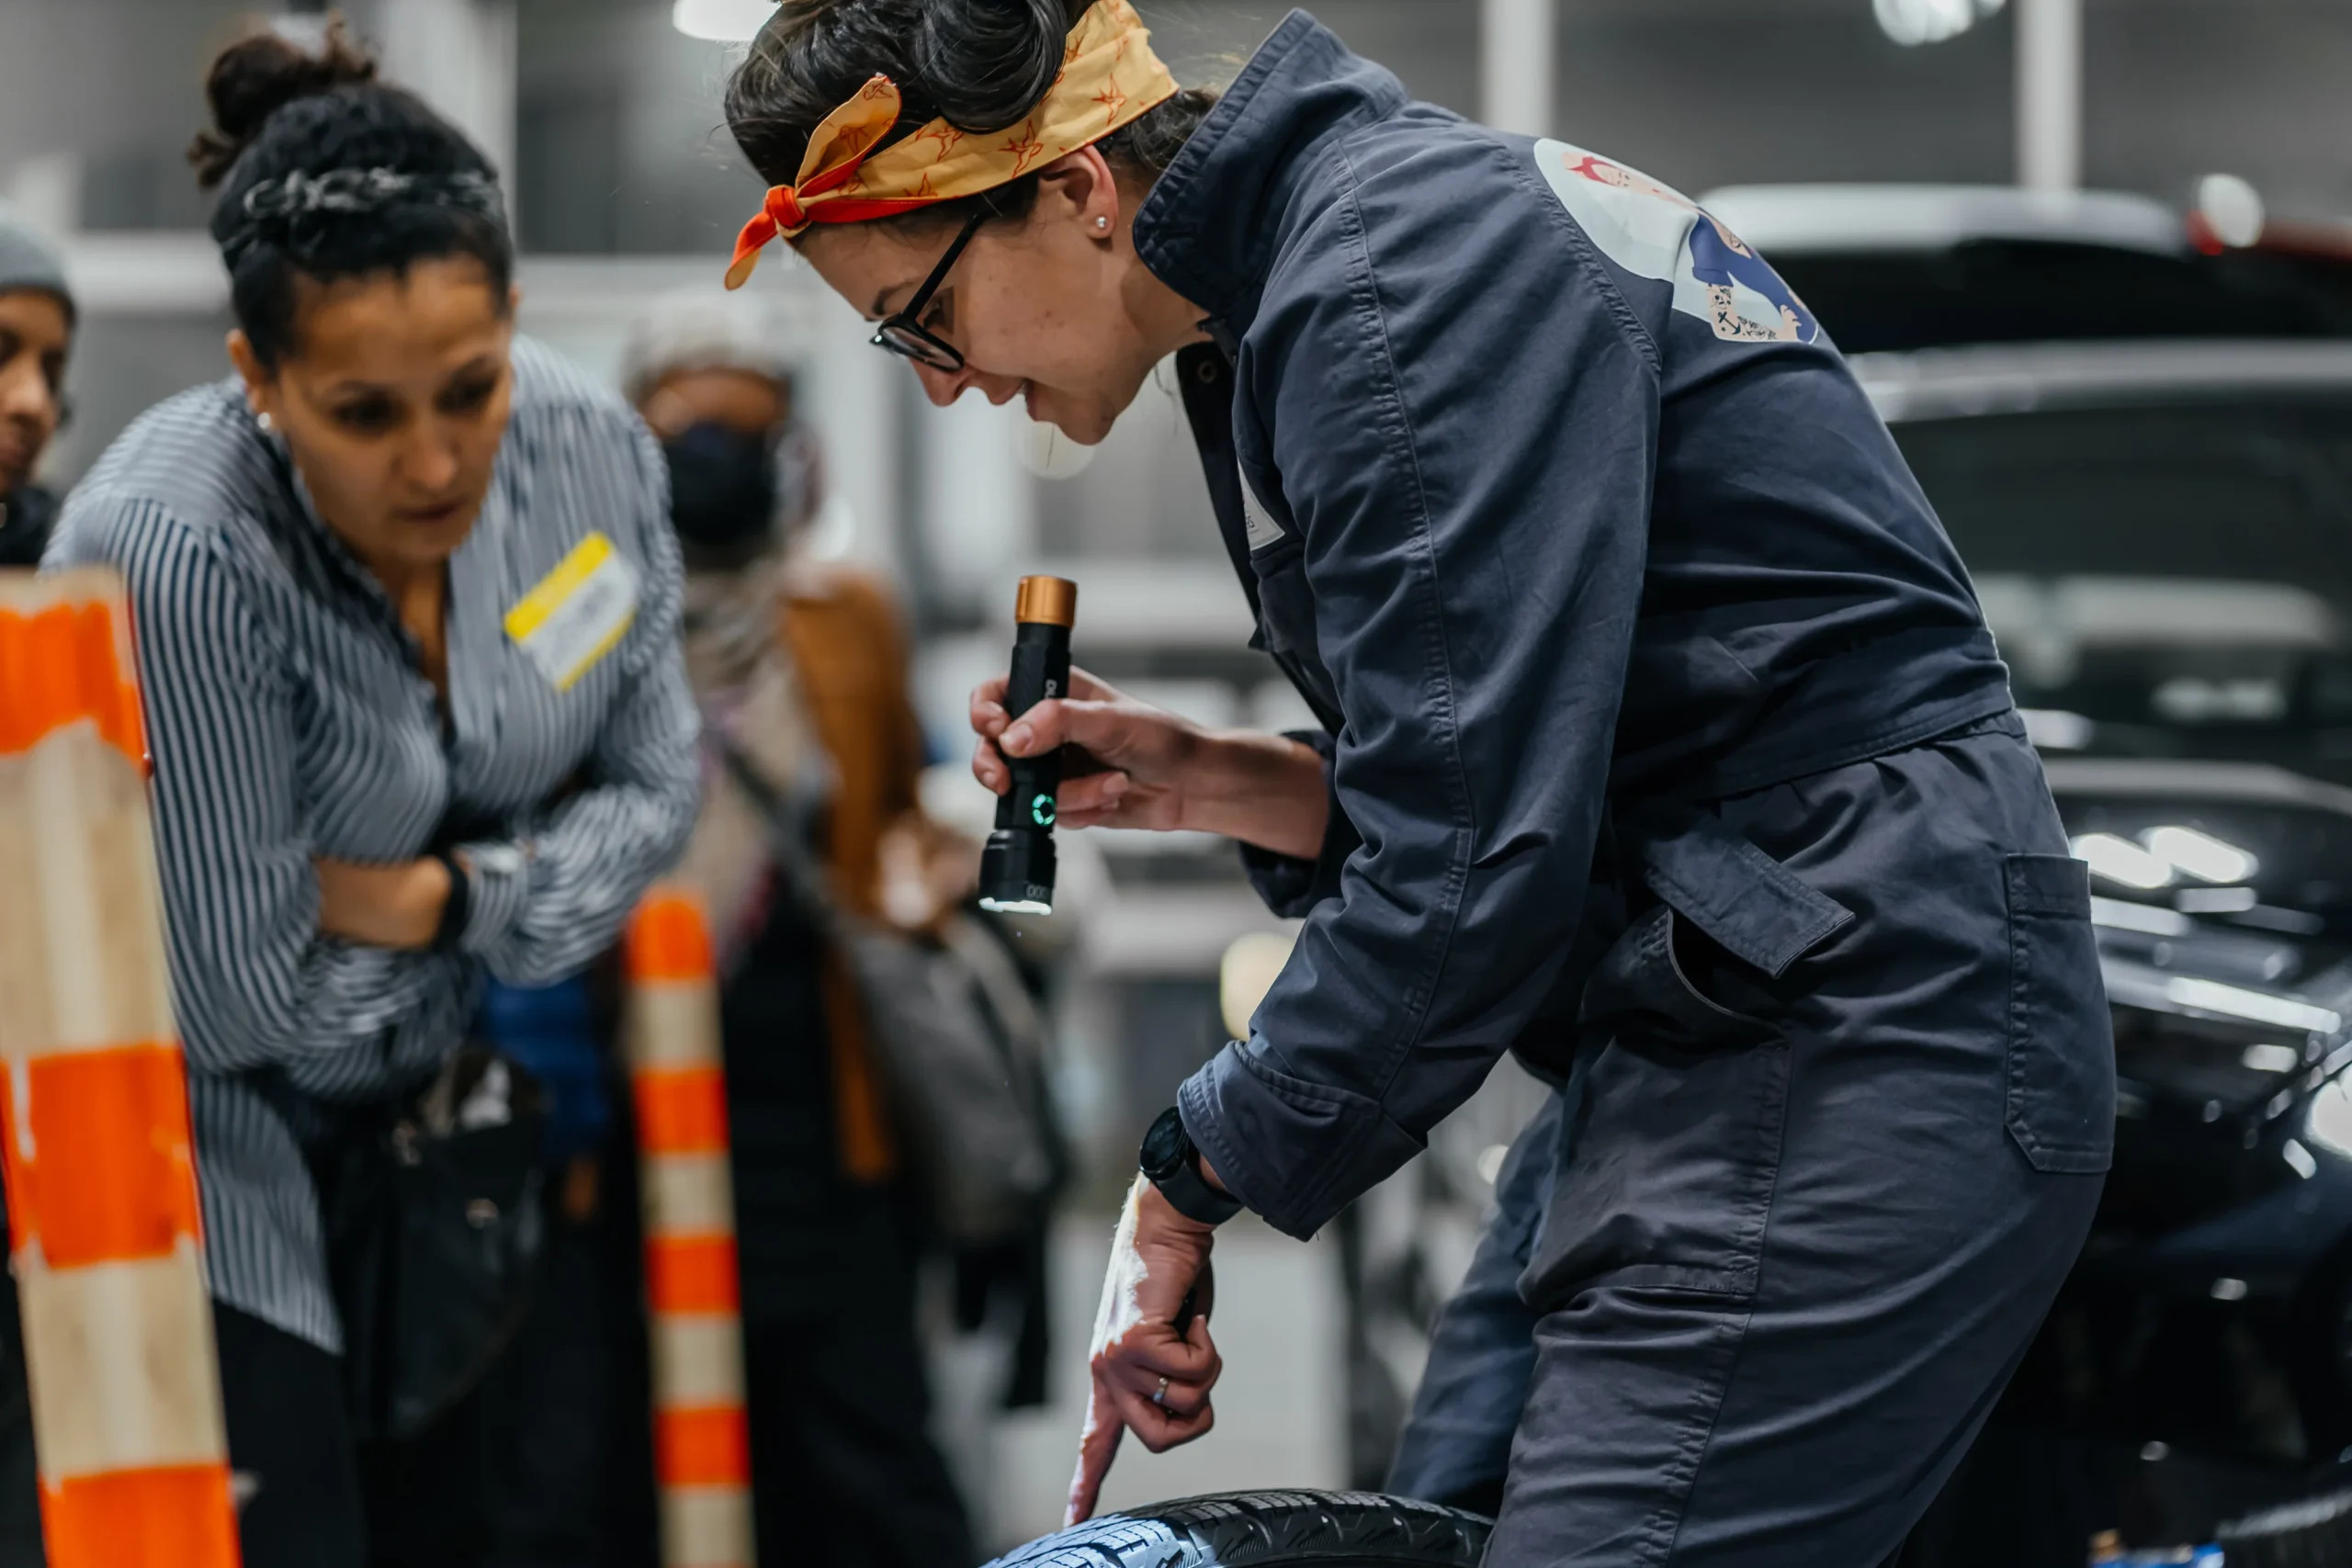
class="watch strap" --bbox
[430,850,470,953]
[1145,1112,1243,1226]
[1154,1156,1243,1226]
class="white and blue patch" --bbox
[1533,139,1819,346]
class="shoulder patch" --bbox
[1532,140,1818,346]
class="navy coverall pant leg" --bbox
[1387,1092,1560,1516]
[1395,718,2109,1567]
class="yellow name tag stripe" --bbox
[504,533,615,644]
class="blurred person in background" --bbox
[0,204,73,567]
[39,24,696,1568]
[624,289,977,1568]
[723,2,2109,1563]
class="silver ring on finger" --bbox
[1152,1376,1170,1407]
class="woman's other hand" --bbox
[1066,1179,1224,1526]
[314,855,452,949]
[969,665,1330,859]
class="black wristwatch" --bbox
[1140,1107,1243,1226]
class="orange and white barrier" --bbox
[623,892,752,1568]
[0,569,240,1567]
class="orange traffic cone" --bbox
[624,892,752,1568]
[0,569,240,1567]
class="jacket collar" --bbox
[1133,10,1410,336]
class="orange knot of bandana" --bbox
[724,0,1178,289]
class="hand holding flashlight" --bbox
[978,577,1078,914]
[967,632,1335,860]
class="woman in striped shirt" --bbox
[41,27,696,1568]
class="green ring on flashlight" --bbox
[1031,794,1057,827]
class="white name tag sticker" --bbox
[503,532,639,692]
[1238,468,1287,552]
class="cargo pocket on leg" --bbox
[1527,818,1854,1305]
[2004,854,2115,1174]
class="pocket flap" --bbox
[1634,814,1854,978]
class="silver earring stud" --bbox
[255,411,275,433]
[1095,215,1111,231]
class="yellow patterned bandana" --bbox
[724,0,1178,288]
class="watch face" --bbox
[1139,1107,1188,1181]
[472,844,526,879]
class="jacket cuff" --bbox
[454,840,530,956]
[1236,729,1360,919]
[1178,1034,1423,1242]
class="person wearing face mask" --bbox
[0,206,74,568]
[39,25,697,1568]
[719,4,2111,1564]
[621,289,977,1568]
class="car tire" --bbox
[2217,1483,2352,1566]
[986,1490,1493,1568]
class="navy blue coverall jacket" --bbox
[1135,14,2018,1244]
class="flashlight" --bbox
[978,575,1077,916]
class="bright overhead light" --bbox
[2243,1043,2301,1074]
[267,13,334,50]
[2165,976,2339,1036]
[2089,896,2188,937]
[2145,825,2258,885]
[2176,886,2257,914]
[2074,832,2174,891]
[2308,1075,2352,1162]
[2020,708,2095,750]
[1874,0,2006,46]
[673,0,777,42]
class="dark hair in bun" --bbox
[725,0,1217,231]
[188,21,514,367]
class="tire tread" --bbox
[986,1489,1492,1568]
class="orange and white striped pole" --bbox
[0,569,240,1568]
[623,891,752,1568]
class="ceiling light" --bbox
[2243,1043,2301,1074]
[2165,976,2339,1036]
[1874,0,2006,47]
[2073,832,2174,890]
[2308,1074,2352,1162]
[2020,708,2094,750]
[2089,896,2188,937]
[2176,886,2257,914]
[673,0,777,43]
[268,13,334,50]
[2145,825,2258,885]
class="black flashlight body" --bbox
[979,578,1076,915]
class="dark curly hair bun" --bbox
[727,0,1217,232]
[912,0,1068,133]
[187,22,379,190]
[187,19,513,367]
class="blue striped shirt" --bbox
[43,338,699,1350]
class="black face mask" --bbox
[662,422,776,556]
[0,484,55,570]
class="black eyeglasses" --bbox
[870,211,988,373]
